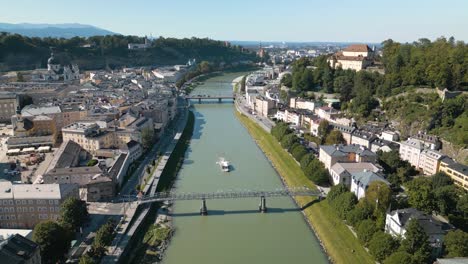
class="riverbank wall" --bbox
[120,111,195,264]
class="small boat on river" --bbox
[216,157,230,172]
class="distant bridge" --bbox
[125,187,324,215]
[185,94,236,103]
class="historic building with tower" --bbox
[31,52,80,82]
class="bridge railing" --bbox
[132,187,323,204]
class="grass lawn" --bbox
[236,112,375,264]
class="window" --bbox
[28,200,33,205]
[29,207,34,212]
[49,200,54,205]
[21,200,26,205]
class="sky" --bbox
[1,0,467,43]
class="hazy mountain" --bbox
[0,23,117,38]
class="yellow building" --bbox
[439,159,468,191]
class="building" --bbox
[327,44,375,71]
[128,38,150,50]
[350,170,389,199]
[315,106,340,121]
[399,138,424,168]
[351,130,377,149]
[0,234,41,264]
[380,131,400,142]
[419,149,445,175]
[319,144,377,172]
[330,162,380,187]
[62,122,113,154]
[0,92,18,123]
[0,181,79,228]
[254,97,275,117]
[31,52,80,82]
[412,133,441,150]
[385,208,454,256]
[439,162,468,191]
[289,98,317,112]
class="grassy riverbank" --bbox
[236,112,374,264]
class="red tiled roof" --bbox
[343,44,372,53]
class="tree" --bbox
[364,181,392,218]
[399,219,431,259]
[368,231,399,262]
[300,153,314,170]
[33,221,72,264]
[434,185,460,215]
[60,197,88,231]
[383,251,413,264]
[291,144,308,162]
[327,184,348,204]
[79,254,96,264]
[280,133,298,151]
[330,192,357,219]
[317,120,330,138]
[325,130,346,145]
[444,230,468,257]
[303,159,330,185]
[406,177,436,213]
[457,194,468,218]
[271,122,290,141]
[346,200,374,226]
[280,73,292,87]
[16,72,25,82]
[357,219,378,246]
[431,172,453,189]
[141,127,154,150]
[89,219,116,258]
[146,166,151,174]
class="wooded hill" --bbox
[0,33,258,71]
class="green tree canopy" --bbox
[383,251,413,264]
[325,130,346,145]
[327,184,348,203]
[317,119,330,138]
[303,159,330,185]
[444,230,468,257]
[280,133,299,151]
[406,177,436,213]
[330,192,358,219]
[299,153,315,170]
[399,218,431,259]
[291,144,308,162]
[368,231,399,262]
[357,219,378,246]
[271,122,290,141]
[364,181,392,218]
[60,197,88,230]
[33,221,72,264]
[431,172,453,189]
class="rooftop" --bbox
[320,144,377,158]
[343,44,372,53]
[0,181,78,200]
[389,208,454,236]
[0,234,39,264]
[351,170,389,187]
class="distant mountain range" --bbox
[0,23,117,38]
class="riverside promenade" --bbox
[101,102,189,264]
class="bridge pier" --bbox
[259,196,267,213]
[198,98,202,104]
[200,198,208,215]
[218,98,222,103]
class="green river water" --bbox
[162,72,328,264]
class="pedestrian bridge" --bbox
[127,187,324,215]
[185,94,235,103]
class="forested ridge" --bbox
[0,33,257,71]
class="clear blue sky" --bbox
[1,0,467,43]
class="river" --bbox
[162,72,328,264]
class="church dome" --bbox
[48,53,59,65]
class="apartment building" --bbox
[439,161,468,191]
[0,92,18,123]
[399,138,424,168]
[319,144,377,172]
[419,149,445,175]
[0,182,79,229]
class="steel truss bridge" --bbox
[125,187,325,215]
